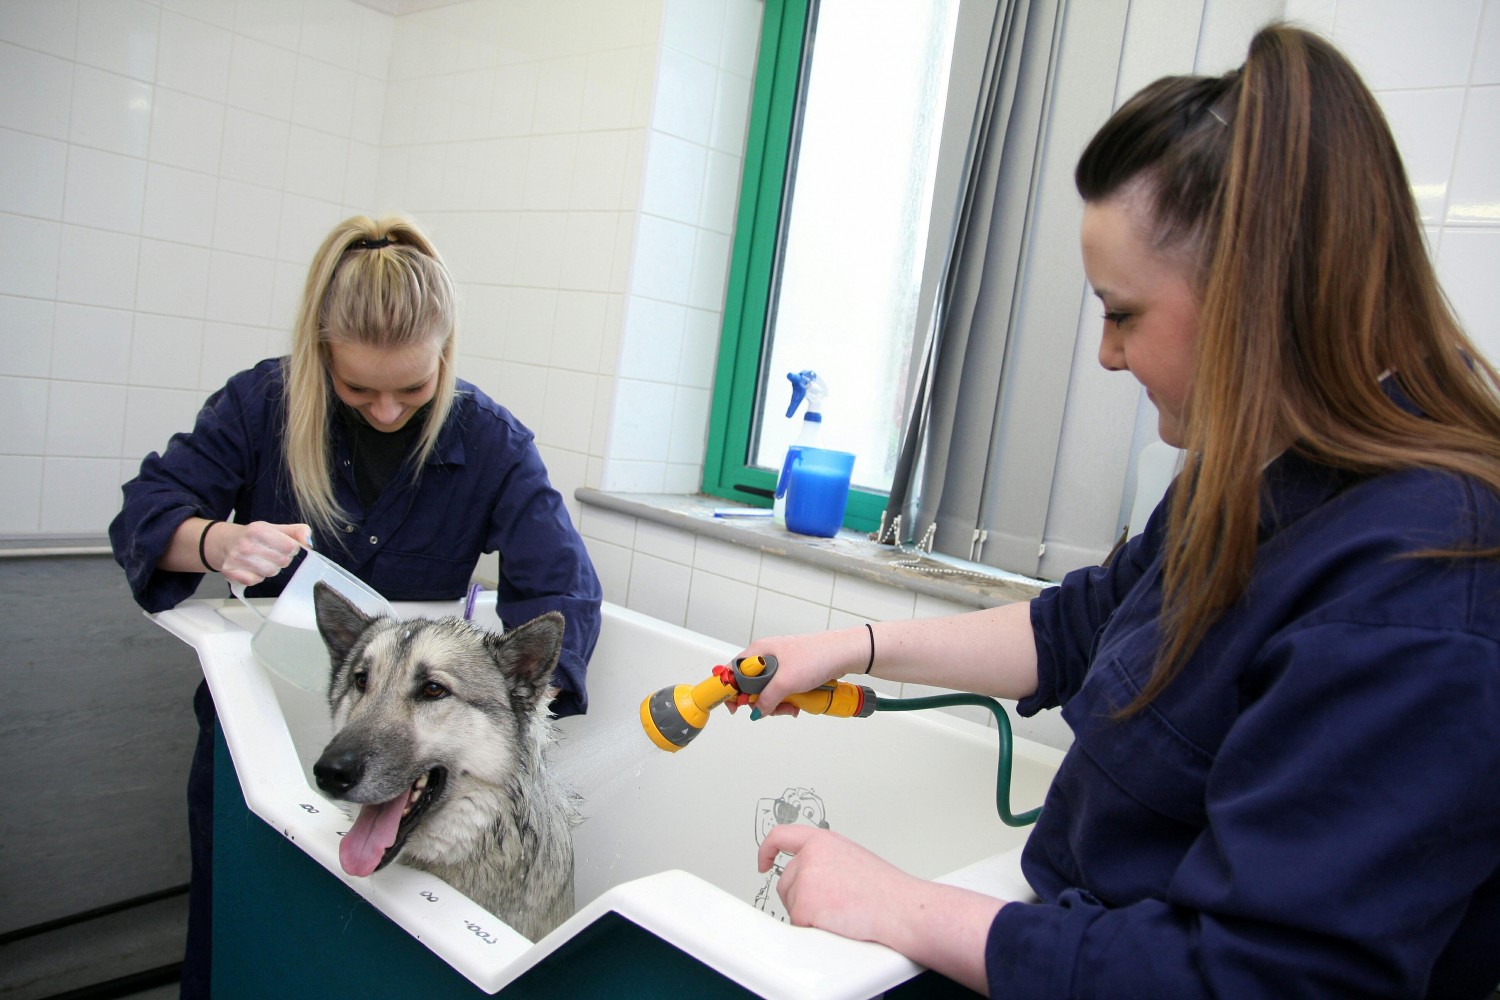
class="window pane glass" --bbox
[750,0,959,494]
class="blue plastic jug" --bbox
[783,447,856,538]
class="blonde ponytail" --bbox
[284,215,458,542]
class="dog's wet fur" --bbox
[311,582,578,941]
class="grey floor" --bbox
[0,892,185,1000]
[0,552,198,1000]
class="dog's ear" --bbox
[487,611,565,714]
[313,581,372,661]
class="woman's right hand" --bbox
[206,520,311,587]
[737,625,872,716]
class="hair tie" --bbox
[349,236,393,250]
[1206,92,1234,128]
[199,519,223,573]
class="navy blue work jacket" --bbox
[991,449,1500,997]
[110,359,601,716]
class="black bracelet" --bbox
[864,622,875,674]
[199,519,223,573]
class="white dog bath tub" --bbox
[153,598,1061,998]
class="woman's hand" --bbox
[207,521,310,586]
[162,517,310,586]
[736,625,871,716]
[758,824,1004,994]
[758,824,912,941]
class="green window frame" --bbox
[700,0,886,534]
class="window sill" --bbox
[575,489,1047,610]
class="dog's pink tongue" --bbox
[339,797,405,877]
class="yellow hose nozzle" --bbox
[639,654,876,752]
[639,673,735,752]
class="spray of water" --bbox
[550,713,665,817]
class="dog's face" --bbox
[309,581,564,878]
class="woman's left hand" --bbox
[757,824,1005,994]
[758,824,909,943]
[209,520,310,587]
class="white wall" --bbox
[0,0,396,534]
[0,0,761,536]
[605,1,760,495]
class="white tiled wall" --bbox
[0,0,761,538]
[368,0,670,547]
[601,0,759,495]
[1287,0,1500,361]
[1,0,394,534]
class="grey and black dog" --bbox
[310,581,578,941]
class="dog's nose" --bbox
[313,750,364,796]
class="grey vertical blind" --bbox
[881,0,1136,579]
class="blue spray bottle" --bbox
[773,370,828,526]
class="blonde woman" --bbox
[737,26,1500,997]
[111,215,601,998]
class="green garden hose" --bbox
[876,693,1042,827]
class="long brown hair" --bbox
[284,215,458,542]
[1076,25,1500,712]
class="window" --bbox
[703,0,967,532]
[749,0,959,495]
[706,0,1178,580]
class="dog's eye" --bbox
[352,670,368,692]
[420,681,448,700]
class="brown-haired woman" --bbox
[736,25,1500,997]
[110,214,601,998]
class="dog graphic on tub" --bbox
[753,787,829,922]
